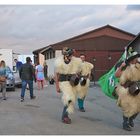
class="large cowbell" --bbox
[127,33,140,54]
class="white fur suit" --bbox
[55,56,82,114]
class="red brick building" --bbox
[33,25,135,80]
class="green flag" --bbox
[98,52,126,99]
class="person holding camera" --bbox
[55,47,82,124]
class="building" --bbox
[33,25,136,80]
[32,47,45,66]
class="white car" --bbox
[14,71,22,87]
[5,66,15,91]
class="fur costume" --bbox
[119,63,140,85]
[77,61,94,99]
[115,63,140,118]
[55,56,82,114]
[116,84,140,118]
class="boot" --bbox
[62,106,71,124]
[129,113,138,127]
[129,116,134,127]
[78,98,85,112]
[123,116,132,131]
[62,117,71,124]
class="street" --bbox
[0,83,140,135]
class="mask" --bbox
[64,55,71,64]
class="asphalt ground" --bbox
[0,83,140,135]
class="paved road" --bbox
[0,83,140,135]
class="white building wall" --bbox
[39,53,45,66]
[45,50,62,77]
[46,58,55,77]
[55,50,62,58]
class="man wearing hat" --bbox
[115,51,140,131]
[55,47,82,124]
[125,51,140,65]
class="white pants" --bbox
[59,81,77,114]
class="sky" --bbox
[0,5,140,54]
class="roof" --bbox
[51,35,131,51]
[33,24,136,54]
[51,24,135,46]
[33,46,47,54]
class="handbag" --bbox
[0,76,6,82]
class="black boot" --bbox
[129,117,134,127]
[61,106,71,124]
[129,113,138,127]
[123,116,132,131]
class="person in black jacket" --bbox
[19,57,36,102]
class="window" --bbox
[44,54,47,60]
[50,51,52,59]
[46,52,49,60]
[45,50,55,60]
[53,51,55,58]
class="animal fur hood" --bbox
[55,56,82,74]
[81,61,94,76]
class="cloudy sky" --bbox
[0,5,140,54]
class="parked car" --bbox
[5,66,15,91]
[14,71,22,88]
